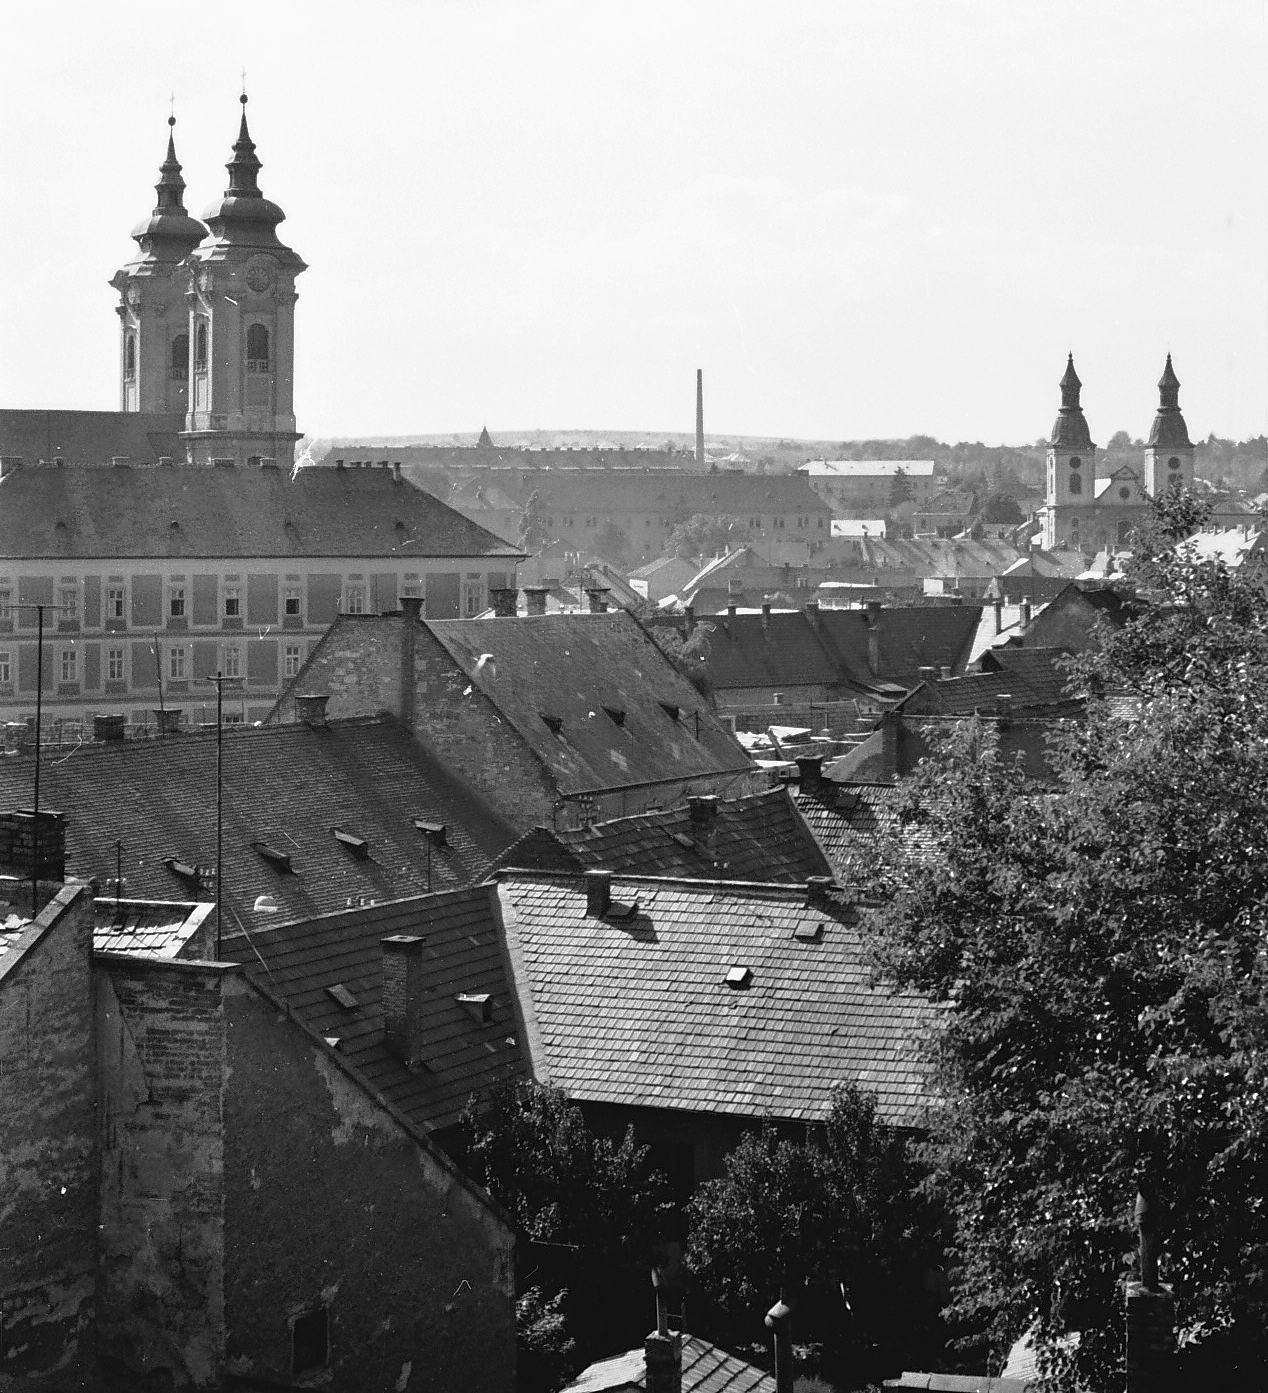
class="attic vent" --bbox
[413,819,447,846]
[326,983,359,1009]
[793,921,825,942]
[163,856,203,884]
[602,706,626,726]
[541,713,564,735]
[252,841,294,873]
[332,827,369,859]
[456,992,493,1024]
[253,895,279,913]
[658,701,681,722]
[724,965,753,989]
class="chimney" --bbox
[585,869,612,917]
[727,601,737,618]
[294,693,330,728]
[804,599,820,629]
[683,605,695,635]
[400,595,423,622]
[391,461,402,483]
[917,665,936,683]
[401,602,418,731]
[695,368,704,467]
[1020,596,1032,627]
[93,713,126,742]
[940,664,953,681]
[152,708,183,736]
[806,875,834,906]
[761,602,771,630]
[645,1265,683,1393]
[382,935,427,1067]
[765,1290,796,1393]
[865,607,881,676]
[0,809,67,882]
[772,691,784,706]
[795,755,823,793]
[489,587,518,617]
[995,692,1012,721]
[688,796,719,857]
[584,586,610,613]
[993,599,1004,635]
[523,586,549,616]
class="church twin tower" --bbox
[111,99,305,468]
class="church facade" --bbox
[1038,354,1195,553]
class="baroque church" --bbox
[1038,354,1194,553]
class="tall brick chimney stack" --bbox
[645,1264,682,1393]
[382,935,427,1067]
[695,368,704,467]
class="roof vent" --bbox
[602,706,626,727]
[111,456,130,467]
[724,965,753,989]
[253,894,279,913]
[294,694,329,727]
[793,920,825,942]
[253,841,294,874]
[163,856,206,886]
[541,713,563,735]
[326,983,359,1009]
[658,701,681,722]
[456,992,493,1024]
[332,827,369,859]
[806,876,835,907]
[414,819,447,846]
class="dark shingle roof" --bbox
[792,782,935,881]
[426,611,751,794]
[817,606,982,688]
[564,1335,775,1392]
[0,409,184,467]
[0,460,523,559]
[234,886,527,1135]
[486,790,832,883]
[0,717,516,928]
[902,648,1079,715]
[671,611,845,692]
[495,871,932,1127]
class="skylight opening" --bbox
[332,827,370,860]
[413,819,447,846]
[540,713,564,735]
[456,992,493,1024]
[252,841,295,874]
[602,706,626,727]
[793,921,825,942]
[326,983,359,1010]
[658,701,681,722]
[724,965,753,989]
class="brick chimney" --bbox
[683,605,695,635]
[585,869,612,917]
[795,755,823,793]
[489,588,519,618]
[382,935,427,1067]
[864,600,882,675]
[294,693,329,728]
[400,596,423,622]
[917,665,936,684]
[993,599,1004,635]
[805,875,834,906]
[645,1263,682,1393]
[0,809,66,881]
[761,602,772,631]
[400,604,418,731]
[995,692,1013,721]
[523,586,549,616]
[765,1290,796,1393]
[1020,596,1032,627]
[688,795,719,857]
[584,586,610,613]
[804,599,820,629]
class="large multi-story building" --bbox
[0,104,523,729]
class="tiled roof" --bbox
[0,717,515,929]
[92,898,214,959]
[666,610,846,692]
[426,612,751,794]
[495,871,932,1127]
[0,409,184,467]
[792,782,931,881]
[901,648,1078,715]
[486,790,832,883]
[0,460,523,559]
[816,605,982,688]
[564,1335,775,1392]
[233,886,527,1135]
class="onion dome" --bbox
[201,95,291,250]
[1146,354,1193,449]
[129,117,207,260]
[1050,354,1095,450]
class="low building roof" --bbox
[0,460,524,560]
[485,789,832,884]
[0,717,516,928]
[0,409,184,467]
[564,1334,775,1393]
[817,604,982,688]
[899,649,1079,716]
[494,871,932,1127]
[232,886,527,1135]
[792,782,922,881]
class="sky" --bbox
[2,0,1265,446]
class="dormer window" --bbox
[246,323,270,374]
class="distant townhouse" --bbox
[799,459,939,512]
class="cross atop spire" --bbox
[225,92,264,199]
[1050,354,1094,450]
[154,114,186,213]
[121,112,207,260]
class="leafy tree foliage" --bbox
[666,513,749,562]
[887,467,915,506]
[685,1084,943,1381]
[863,495,1268,1386]
[519,490,553,552]
[516,1286,580,1393]
[648,620,715,700]
[594,519,630,562]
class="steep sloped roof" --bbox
[817,604,982,687]
[495,871,932,1127]
[0,717,516,928]
[0,409,184,466]
[657,610,846,692]
[233,886,527,1135]
[485,789,831,883]
[426,611,750,794]
[900,649,1079,715]
[0,461,523,560]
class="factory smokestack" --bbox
[695,368,704,466]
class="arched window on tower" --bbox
[1068,470,1082,496]
[194,321,208,371]
[124,332,137,381]
[171,333,189,382]
[246,324,270,374]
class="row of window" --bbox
[0,643,305,688]
[123,324,271,382]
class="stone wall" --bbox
[0,886,97,1392]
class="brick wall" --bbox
[0,886,97,1392]
[95,956,232,1389]
[221,974,515,1393]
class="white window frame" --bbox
[284,644,302,677]
[107,586,126,621]
[60,648,77,683]
[223,644,241,679]
[224,585,241,618]
[0,650,10,684]
[58,585,79,622]
[107,647,125,682]
[169,586,186,619]
[345,584,366,615]
[169,646,187,680]
[284,586,302,618]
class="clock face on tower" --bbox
[245,262,275,294]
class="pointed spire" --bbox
[201,92,295,251]
[224,92,264,199]
[1147,354,1192,449]
[1050,354,1094,450]
[154,115,187,212]
[126,112,207,259]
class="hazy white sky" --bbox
[3,0,1264,445]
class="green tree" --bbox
[887,468,915,507]
[863,496,1268,1387]
[685,1085,941,1382]
[594,520,630,562]
[648,620,715,700]
[665,513,748,562]
[519,490,552,552]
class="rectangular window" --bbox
[0,651,10,684]
[169,587,186,618]
[58,585,78,621]
[60,649,77,683]
[107,647,125,682]
[284,643,302,677]
[0,589,10,620]
[107,586,126,620]
[345,584,366,615]
[463,580,483,617]
[284,587,302,617]
[224,586,241,618]
[169,646,186,680]
[223,645,241,679]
